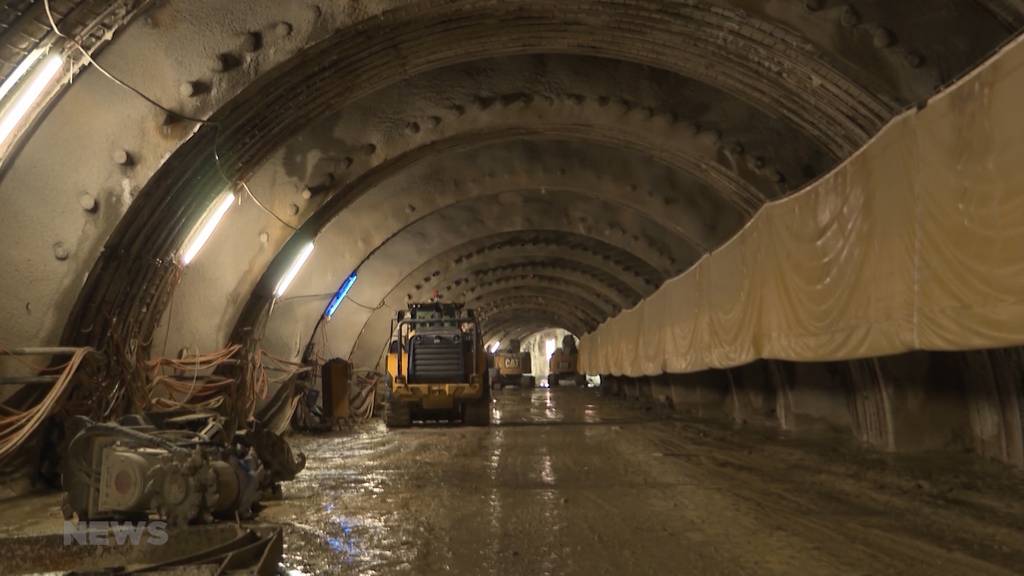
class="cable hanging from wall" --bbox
[42,0,299,233]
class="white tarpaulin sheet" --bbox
[580,36,1024,377]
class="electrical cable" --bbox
[0,345,72,372]
[233,178,298,232]
[345,295,391,312]
[36,2,321,417]
[43,0,211,126]
[322,322,332,359]
[0,347,91,460]
[276,291,389,314]
[159,267,182,358]
[147,348,232,406]
[372,322,401,373]
[319,320,330,361]
[276,291,337,303]
[42,0,299,231]
[183,347,200,404]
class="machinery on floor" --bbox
[384,303,490,427]
[61,413,304,527]
[490,339,536,389]
[548,334,587,386]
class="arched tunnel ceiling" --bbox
[0,0,1020,384]
[486,318,581,348]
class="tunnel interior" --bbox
[0,1,1024,574]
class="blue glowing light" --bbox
[325,272,358,319]
[325,517,363,560]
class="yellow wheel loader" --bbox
[490,339,536,389]
[384,303,490,427]
[548,334,587,387]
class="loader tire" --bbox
[463,399,491,426]
[385,400,412,428]
[463,379,492,426]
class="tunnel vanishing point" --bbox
[1,0,1024,574]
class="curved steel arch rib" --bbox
[338,227,667,369]
[64,0,901,350]
[483,309,588,343]
[475,291,606,330]
[487,319,577,346]
[452,261,640,310]
[461,276,620,318]
[482,307,590,340]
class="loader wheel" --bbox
[385,400,412,428]
[463,398,491,426]
[463,380,492,426]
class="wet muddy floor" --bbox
[265,387,1024,575]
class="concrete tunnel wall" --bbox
[604,348,1024,467]
[0,1,1022,468]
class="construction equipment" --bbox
[490,339,536,389]
[61,414,304,527]
[321,358,352,422]
[384,303,490,427]
[548,334,587,387]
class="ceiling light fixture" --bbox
[325,272,358,319]
[180,192,235,265]
[0,49,45,103]
[275,242,315,298]
[0,53,63,149]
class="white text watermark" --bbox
[63,521,169,546]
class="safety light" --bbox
[489,341,501,354]
[325,272,358,319]
[275,242,315,297]
[180,192,235,265]
[0,53,63,149]
[0,49,44,103]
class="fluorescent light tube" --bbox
[0,53,63,148]
[275,242,315,297]
[0,49,44,103]
[180,192,235,265]
[325,272,358,319]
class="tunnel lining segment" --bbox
[62,0,899,353]
[0,0,997,424]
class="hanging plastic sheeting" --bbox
[580,35,1024,378]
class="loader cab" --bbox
[385,303,490,426]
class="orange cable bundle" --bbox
[0,347,92,461]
